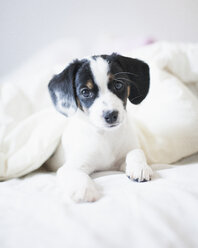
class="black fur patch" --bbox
[102,53,150,105]
[107,76,128,107]
[75,61,99,110]
[48,59,83,116]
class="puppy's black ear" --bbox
[48,60,82,117]
[113,54,150,104]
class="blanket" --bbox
[0,41,198,179]
[0,153,198,248]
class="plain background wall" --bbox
[0,0,198,77]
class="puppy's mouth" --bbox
[105,122,120,128]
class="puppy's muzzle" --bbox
[103,110,118,126]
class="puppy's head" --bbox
[48,53,149,129]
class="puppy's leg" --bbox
[124,149,153,182]
[57,165,101,203]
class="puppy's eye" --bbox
[81,88,93,98]
[114,82,124,90]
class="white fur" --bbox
[57,166,101,203]
[89,57,109,93]
[88,90,125,129]
[125,149,153,181]
[88,58,125,129]
[46,57,153,202]
[55,91,76,116]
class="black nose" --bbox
[104,111,118,124]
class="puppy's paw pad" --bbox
[126,165,153,182]
[133,178,149,183]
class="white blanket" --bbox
[0,154,198,248]
[0,41,198,179]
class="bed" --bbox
[0,39,198,247]
[1,153,198,248]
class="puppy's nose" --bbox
[104,111,118,124]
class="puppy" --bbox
[46,53,153,203]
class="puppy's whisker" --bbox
[130,94,143,101]
[113,71,138,77]
[114,77,136,85]
[113,78,126,84]
[114,77,140,95]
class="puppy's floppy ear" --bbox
[48,60,82,117]
[113,54,150,104]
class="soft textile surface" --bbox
[0,40,198,179]
[130,42,198,163]
[0,153,198,248]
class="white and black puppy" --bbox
[47,53,153,203]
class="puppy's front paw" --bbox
[125,149,153,182]
[126,163,153,182]
[68,179,101,203]
[57,167,101,203]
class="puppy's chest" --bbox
[63,122,132,171]
[92,134,126,170]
